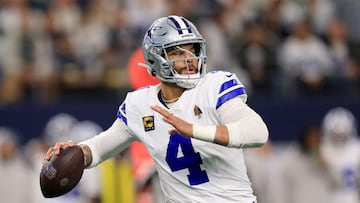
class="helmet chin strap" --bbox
[176,78,200,89]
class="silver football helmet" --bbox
[142,15,207,89]
[322,107,358,144]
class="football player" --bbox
[320,107,360,203]
[45,15,268,203]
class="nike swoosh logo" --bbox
[225,72,233,77]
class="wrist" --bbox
[79,144,92,168]
[192,125,216,142]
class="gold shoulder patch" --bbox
[143,116,155,132]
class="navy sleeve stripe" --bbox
[117,103,127,125]
[219,79,239,94]
[117,111,127,125]
[216,87,246,109]
[120,103,126,114]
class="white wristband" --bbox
[192,125,216,142]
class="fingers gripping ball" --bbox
[40,146,85,198]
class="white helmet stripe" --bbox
[168,16,191,34]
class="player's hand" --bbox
[43,140,74,163]
[151,105,193,138]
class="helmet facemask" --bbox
[159,43,206,89]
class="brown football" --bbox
[40,145,85,198]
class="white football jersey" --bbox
[321,139,360,203]
[117,71,256,203]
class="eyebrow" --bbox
[166,44,194,52]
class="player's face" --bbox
[330,132,348,145]
[166,44,199,75]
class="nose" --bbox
[183,48,196,58]
[185,57,194,63]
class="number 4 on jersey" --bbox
[166,134,209,185]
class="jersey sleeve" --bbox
[207,71,248,110]
[116,87,155,140]
[80,119,136,168]
[117,101,128,125]
[117,88,146,128]
[207,71,269,148]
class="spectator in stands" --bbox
[332,0,360,61]
[71,0,112,88]
[305,0,335,37]
[278,18,334,98]
[237,21,278,99]
[198,2,251,95]
[326,17,350,78]
[0,0,56,103]
[325,17,360,97]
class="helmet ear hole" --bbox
[151,70,156,76]
[148,60,155,65]
[194,43,201,56]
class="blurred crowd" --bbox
[0,0,360,105]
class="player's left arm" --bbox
[151,98,268,148]
[215,96,269,148]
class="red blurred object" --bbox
[127,48,160,89]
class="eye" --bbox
[166,44,196,57]
[168,49,182,56]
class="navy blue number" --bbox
[166,134,209,185]
[342,167,357,189]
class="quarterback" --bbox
[45,15,269,203]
